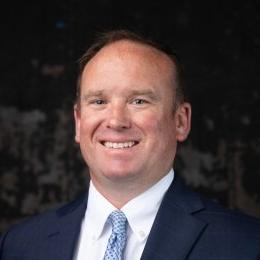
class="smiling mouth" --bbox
[101,141,138,149]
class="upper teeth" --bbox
[103,141,135,149]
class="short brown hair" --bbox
[76,29,186,106]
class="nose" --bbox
[106,103,131,130]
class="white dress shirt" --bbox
[74,169,174,260]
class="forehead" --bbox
[79,41,178,106]
[83,40,176,82]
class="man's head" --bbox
[74,30,191,205]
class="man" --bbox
[0,30,260,259]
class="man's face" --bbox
[74,41,191,194]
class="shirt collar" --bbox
[121,169,174,242]
[85,169,174,242]
[85,182,117,240]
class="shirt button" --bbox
[138,230,146,237]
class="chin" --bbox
[102,168,136,180]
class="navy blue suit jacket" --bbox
[1,176,260,259]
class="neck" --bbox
[91,173,172,208]
[92,179,146,208]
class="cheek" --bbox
[141,112,177,147]
[137,112,177,163]
[77,114,98,142]
[135,111,166,136]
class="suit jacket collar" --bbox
[141,176,208,260]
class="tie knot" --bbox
[108,210,127,235]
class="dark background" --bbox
[0,0,260,234]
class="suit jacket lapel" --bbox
[141,177,207,260]
[39,193,88,260]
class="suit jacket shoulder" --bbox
[0,194,87,260]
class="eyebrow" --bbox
[129,90,160,101]
[81,88,160,101]
[81,90,105,101]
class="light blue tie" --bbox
[103,210,127,260]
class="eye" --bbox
[132,99,147,105]
[90,99,106,105]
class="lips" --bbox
[101,141,138,149]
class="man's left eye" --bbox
[92,99,105,105]
[132,99,147,105]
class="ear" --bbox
[74,104,81,143]
[175,102,191,142]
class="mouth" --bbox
[101,141,139,149]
